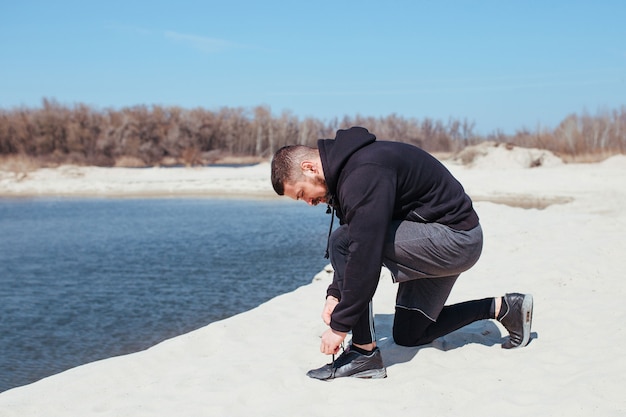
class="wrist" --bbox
[331,328,347,338]
[326,295,339,303]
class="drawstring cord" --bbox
[331,341,345,373]
[323,197,341,376]
[324,200,335,259]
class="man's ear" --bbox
[300,160,317,174]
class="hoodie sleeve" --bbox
[329,163,397,333]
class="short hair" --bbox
[271,145,318,195]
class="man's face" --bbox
[283,174,330,206]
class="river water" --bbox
[0,197,331,392]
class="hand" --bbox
[320,328,347,355]
[321,296,339,326]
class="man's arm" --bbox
[328,164,397,334]
[322,295,339,325]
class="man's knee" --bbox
[393,327,417,347]
[329,226,349,254]
[392,307,434,347]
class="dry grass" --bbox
[1,147,622,172]
[113,156,148,168]
[211,155,267,165]
[557,151,622,164]
[0,154,42,174]
[430,151,455,161]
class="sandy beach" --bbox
[1,145,625,416]
[0,162,275,199]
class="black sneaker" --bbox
[498,293,533,349]
[306,346,387,380]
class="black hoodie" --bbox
[318,127,479,333]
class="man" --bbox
[271,126,533,380]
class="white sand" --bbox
[1,148,626,416]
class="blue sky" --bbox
[1,0,625,134]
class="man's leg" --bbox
[330,221,486,348]
[393,296,494,346]
[307,226,385,380]
[383,221,489,346]
[383,221,484,285]
[350,301,376,347]
[383,221,533,348]
[328,225,377,348]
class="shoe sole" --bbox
[348,368,387,379]
[518,294,534,348]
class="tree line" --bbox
[0,98,624,167]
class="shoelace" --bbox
[331,342,345,371]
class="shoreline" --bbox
[0,189,278,200]
[0,163,276,199]
[0,189,573,211]
[0,157,587,209]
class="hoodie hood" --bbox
[318,127,376,196]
